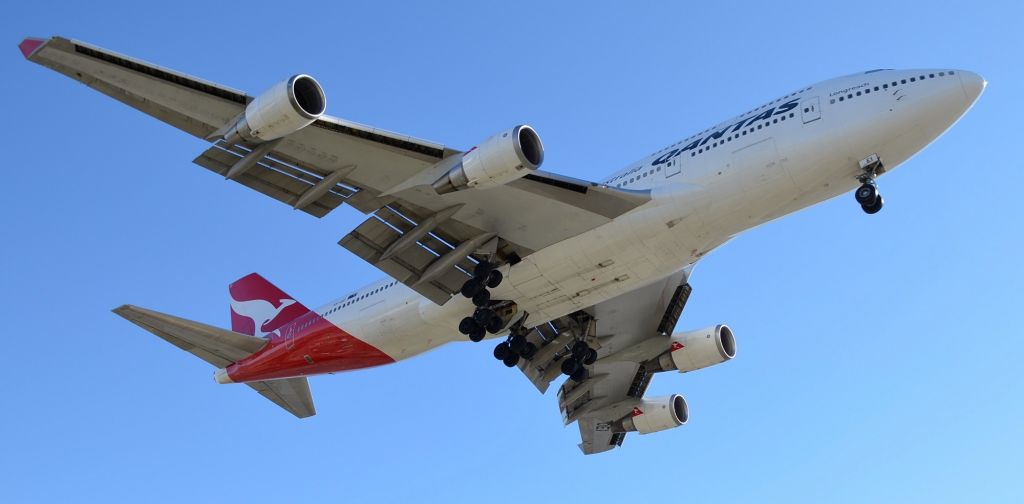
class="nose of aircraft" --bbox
[959,70,987,102]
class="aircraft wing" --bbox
[515,270,692,454]
[22,36,650,305]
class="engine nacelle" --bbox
[656,324,737,373]
[433,125,544,194]
[222,74,326,144]
[620,395,689,435]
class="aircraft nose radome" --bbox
[959,70,987,102]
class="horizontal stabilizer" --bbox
[113,304,267,368]
[114,304,315,418]
[247,378,316,419]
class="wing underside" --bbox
[513,271,690,454]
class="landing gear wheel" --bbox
[862,194,884,214]
[474,261,495,279]
[485,270,503,289]
[570,367,588,382]
[571,341,590,360]
[582,348,598,365]
[458,317,479,335]
[502,353,521,367]
[854,183,878,206]
[468,328,486,342]
[561,358,581,376]
[471,289,491,307]
[520,342,537,360]
[484,314,505,334]
[493,342,510,361]
[474,308,496,325]
[508,335,527,354]
[460,279,484,298]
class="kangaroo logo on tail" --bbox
[228,273,310,337]
[230,297,297,337]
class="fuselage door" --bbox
[801,96,821,123]
[283,323,296,350]
[664,157,682,177]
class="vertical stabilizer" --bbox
[229,273,309,337]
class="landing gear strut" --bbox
[855,154,885,214]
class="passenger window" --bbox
[901,79,907,84]
[856,91,861,96]
[910,77,916,82]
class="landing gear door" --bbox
[801,96,821,123]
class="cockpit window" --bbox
[864,69,891,74]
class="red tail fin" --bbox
[229,273,309,337]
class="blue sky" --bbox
[2,1,1022,502]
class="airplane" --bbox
[20,36,985,454]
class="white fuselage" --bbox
[310,69,983,362]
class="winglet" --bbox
[18,37,46,59]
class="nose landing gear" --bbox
[855,154,885,214]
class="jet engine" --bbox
[222,74,326,144]
[619,394,689,434]
[433,125,544,194]
[655,324,737,373]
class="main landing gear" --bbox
[492,322,538,368]
[491,312,597,383]
[855,154,885,214]
[457,261,507,343]
[558,339,598,383]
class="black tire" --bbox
[508,335,526,353]
[460,279,484,298]
[468,328,486,342]
[582,348,598,365]
[493,342,510,361]
[473,308,495,325]
[458,317,478,335]
[471,289,491,307]
[862,194,884,214]
[520,342,537,360]
[473,261,494,279]
[855,184,878,206]
[570,367,588,382]
[571,341,590,360]
[561,358,580,376]
[502,353,521,367]
[485,270,503,289]
[485,314,505,334]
